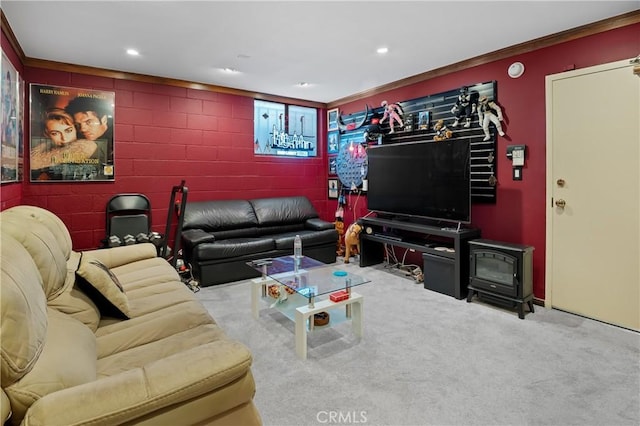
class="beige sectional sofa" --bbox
[0,205,261,426]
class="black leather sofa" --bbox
[180,196,338,286]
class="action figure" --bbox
[379,100,404,134]
[451,86,476,128]
[477,96,506,141]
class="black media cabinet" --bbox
[359,217,481,299]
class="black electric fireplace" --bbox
[467,239,534,319]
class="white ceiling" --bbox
[2,1,639,104]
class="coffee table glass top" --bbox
[248,255,370,299]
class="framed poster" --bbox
[328,178,339,199]
[418,111,430,130]
[253,100,318,157]
[328,156,337,175]
[327,108,339,132]
[1,50,20,183]
[327,131,339,154]
[29,84,115,182]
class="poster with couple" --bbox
[1,50,23,184]
[29,84,115,182]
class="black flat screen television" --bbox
[366,140,471,224]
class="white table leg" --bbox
[251,277,272,319]
[294,309,309,359]
[351,299,363,338]
[293,292,364,359]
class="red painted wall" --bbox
[334,23,640,299]
[3,23,638,299]
[19,70,330,250]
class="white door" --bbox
[545,59,640,331]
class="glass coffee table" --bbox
[248,255,370,359]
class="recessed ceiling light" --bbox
[298,82,309,87]
[222,67,239,73]
[377,47,388,54]
[126,49,139,56]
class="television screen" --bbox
[366,140,471,223]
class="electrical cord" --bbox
[381,244,423,282]
[179,261,200,293]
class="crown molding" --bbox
[326,10,640,108]
[1,9,26,62]
[3,8,638,110]
[1,9,325,109]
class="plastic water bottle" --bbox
[294,234,302,273]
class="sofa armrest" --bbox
[305,217,336,231]
[80,243,159,269]
[182,229,215,251]
[22,340,253,426]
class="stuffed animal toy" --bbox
[343,222,363,264]
[433,119,453,141]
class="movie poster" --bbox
[29,84,115,182]
[1,50,20,183]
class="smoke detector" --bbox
[508,62,525,78]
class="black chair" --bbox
[105,194,151,244]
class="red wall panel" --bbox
[334,23,640,299]
[3,22,638,300]
[7,60,329,250]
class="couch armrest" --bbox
[182,229,215,252]
[305,217,335,231]
[80,243,159,269]
[22,340,253,426]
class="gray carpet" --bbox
[196,262,640,426]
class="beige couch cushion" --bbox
[1,205,72,259]
[0,235,47,388]
[1,206,261,426]
[47,252,101,331]
[4,308,97,425]
[77,253,131,318]
[0,210,67,299]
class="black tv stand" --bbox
[359,217,480,299]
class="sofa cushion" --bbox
[2,205,72,260]
[76,254,131,319]
[0,234,47,388]
[183,200,258,232]
[47,251,101,332]
[210,226,261,241]
[249,196,318,226]
[194,237,276,260]
[0,210,68,300]
[4,308,97,425]
[254,223,305,237]
[272,229,339,250]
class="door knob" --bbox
[555,199,566,208]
